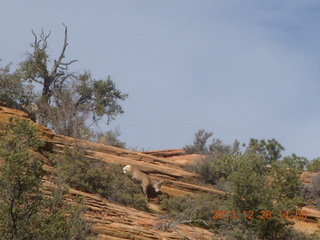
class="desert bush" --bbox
[246,138,284,165]
[225,156,287,240]
[99,164,148,210]
[187,146,304,239]
[184,129,213,154]
[208,138,241,157]
[185,131,241,185]
[0,63,35,111]
[42,159,95,240]
[187,152,244,187]
[37,197,93,240]
[224,152,305,240]
[271,228,315,240]
[96,127,126,148]
[55,145,148,210]
[279,154,309,172]
[302,175,320,209]
[307,158,320,172]
[0,118,45,239]
[228,226,314,240]
[186,156,217,184]
[0,118,92,239]
[160,193,225,230]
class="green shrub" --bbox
[96,127,126,149]
[307,158,320,172]
[0,118,92,239]
[160,193,225,230]
[0,118,45,239]
[187,144,304,239]
[99,164,148,211]
[302,175,320,209]
[186,156,218,184]
[246,138,284,165]
[224,152,304,240]
[185,132,241,185]
[183,129,213,154]
[56,145,148,211]
[36,198,93,240]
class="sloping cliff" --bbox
[0,103,221,239]
[0,102,319,238]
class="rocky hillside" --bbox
[0,102,319,239]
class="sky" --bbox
[1,1,320,159]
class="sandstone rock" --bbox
[0,105,319,238]
[0,105,219,239]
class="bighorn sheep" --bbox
[123,165,163,200]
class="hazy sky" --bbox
[1,1,320,159]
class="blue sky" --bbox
[1,1,320,159]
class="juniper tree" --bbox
[1,25,128,139]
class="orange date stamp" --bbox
[212,210,308,220]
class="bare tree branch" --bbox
[31,78,43,85]
[50,24,77,78]
[31,29,51,50]
[31,30,42,49]
[57,60,78,70]
[41,29,51,49]
[38,29,51,51]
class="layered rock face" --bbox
[0,103,220,239]
[0,103,319,238]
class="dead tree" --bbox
[27,24,76,103]
[23,24,77,125]
[20,24,127,136]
